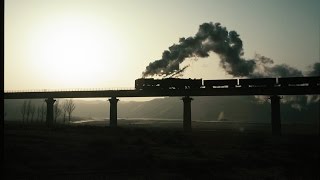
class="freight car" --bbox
[278,76,320,87]
[239,78,276,88]
[161,78,202,90]
[203,79,238,88]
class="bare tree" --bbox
[26,100,32,122]
[21,100,27,122]
[54,100,62,123]
[30,104,36,122]
[40,102,46,122]
[65,99,76,123]
[37,106,41,121]
[62,100,68,123]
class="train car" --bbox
[203,79,238,88]
[239,78,276,88]
[161,78,182,89]
[135,78,202,90]
[189,79,203,89]
[278,76,320,87]
[161,78,202,90]
[135,78,161,90]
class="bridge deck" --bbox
[4,86,319,99]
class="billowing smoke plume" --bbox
[251,54,303,78]
[307,62,320,76]
[143,22,255,77]
[143,22,317,79]
[217,111,225,121]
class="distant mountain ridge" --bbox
[4,96,319,124]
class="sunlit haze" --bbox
[5,0,320,91]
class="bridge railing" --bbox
[4,87,135,93]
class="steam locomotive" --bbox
[135,76,320,90]
[135,78,202,90]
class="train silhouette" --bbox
[135,77,320,90]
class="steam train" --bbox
[135,76,320,90]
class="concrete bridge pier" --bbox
[270,95,281,136]
[182,96,193,132]
[109,97,119,127]
[45,97,56,126]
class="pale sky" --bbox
[4,0,320,91]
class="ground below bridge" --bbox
[4,122,320,179]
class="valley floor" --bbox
[4,121,320,179]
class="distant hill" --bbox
[4,96,319,123]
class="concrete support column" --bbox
[45,97,56,126]
[182,96,193,132]
[270,95,281,136]
[109,97,119,127]
[318,100,320,136]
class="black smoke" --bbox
[143,22,317,79]
[143,22,255,77]
[308,62,320,76]
[251,54,303,78]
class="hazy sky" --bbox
[5,0,320,91]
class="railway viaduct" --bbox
[4,84,320,135]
